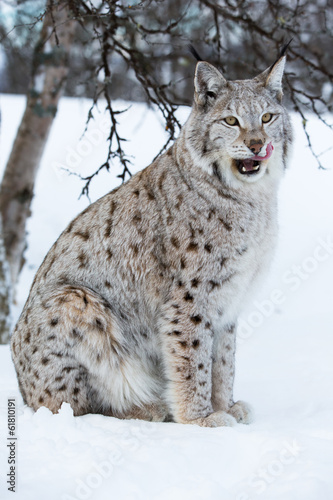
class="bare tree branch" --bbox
[1,0,332,196]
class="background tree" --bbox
[0,0,75,342]
[0,0,76,289]
[0,168,11,344]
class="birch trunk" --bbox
[0,1,76,287]
[0,216,11,344]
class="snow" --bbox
[0,94,332,499]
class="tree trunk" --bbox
[0,216,11,344]
[0,1,76,287]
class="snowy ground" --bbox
[0,94,332,500]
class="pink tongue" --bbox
[252,142,274,161]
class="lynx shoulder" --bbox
[11,55,292,427]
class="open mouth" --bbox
[235,142,274,176]
[235,159,261,175]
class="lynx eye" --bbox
[262,113,273,123]
[224,116,239,126]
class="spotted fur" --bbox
[11,56,292,426]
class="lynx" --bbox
[11,54,292,427]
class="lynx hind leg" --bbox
[123,402,172,422]
[11,285,123,416]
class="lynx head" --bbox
[184,55,292,188]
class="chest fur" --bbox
[160,184,276,319]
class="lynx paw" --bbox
[228,400,253,424]
[189,410,237,428]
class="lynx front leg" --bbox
[211,322,253,424]
[161,300,236,427]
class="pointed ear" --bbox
[255,56,286,101]
[194,62,227,108]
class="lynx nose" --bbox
[248,139,263,155]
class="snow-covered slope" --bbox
[0,95,332,499]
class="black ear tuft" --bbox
[188,44,203,62]
[268,39,293,72]
[279,39,293,58]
